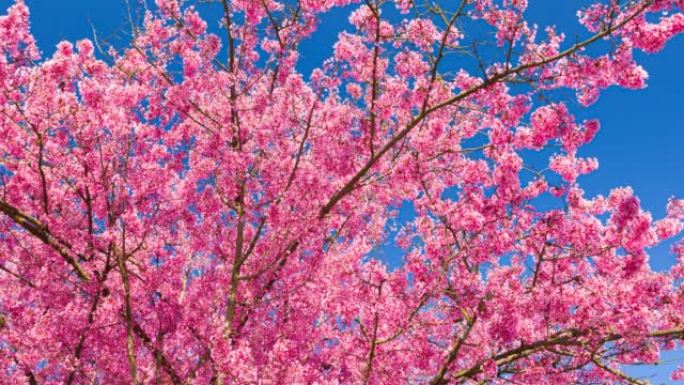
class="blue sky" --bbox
[7,0,684,383]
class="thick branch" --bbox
[362,313,379,384]
[592,356,649,385]
[430,313,477,385]
[117,246,140,385]
[131,321,183,385]
[451,327,683,382]
[0,199,90,281]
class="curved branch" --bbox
[450,327,683,382]
[0,199,90,281]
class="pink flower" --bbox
[406,19,439,50]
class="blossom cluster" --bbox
[0,0,682,384]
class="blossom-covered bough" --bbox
[0,0,683,383]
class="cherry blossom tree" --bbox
[1,0,683,383]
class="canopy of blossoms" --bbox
[0,0,683,383]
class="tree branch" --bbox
[0,199,90,281]
[318,0,652,219]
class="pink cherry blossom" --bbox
[0,0,682,384]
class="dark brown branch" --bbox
[131,321,183,385]
[362,313,380,384]
[285,96,318,192]
[0,199,90,281]
[451,327,683,382]
[592,356,648,385]
[220,0,243,149]
[430,312,477,385]
[66,254,114,385]
[0,264,36,288]
[365,0,382,158]
[117,245,140,385]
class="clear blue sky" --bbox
[7,0,684,383]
